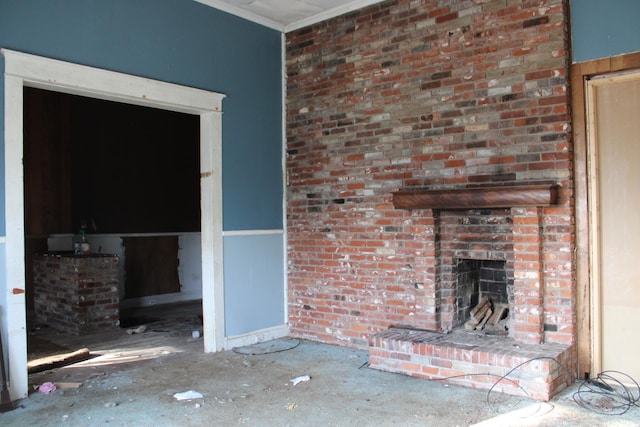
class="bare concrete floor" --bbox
[3,302,639,426]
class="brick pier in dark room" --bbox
[33,252,120,335]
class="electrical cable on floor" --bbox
[431,357,573,407]
[434,371,528,397]
[232,336,639,417]
[485,356,575,406]
[232,338,300,355]
[432,356,640,417]
[573,370,640,415]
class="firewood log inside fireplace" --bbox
[464,297,508,331]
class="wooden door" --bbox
[123,236,181,298]
[587,71,640,381]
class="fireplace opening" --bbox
[455,259,511,334]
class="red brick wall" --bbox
[286,0,572,348]
[33,253,119,335]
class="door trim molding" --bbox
[2,49,225,399]
[571,52,640,379]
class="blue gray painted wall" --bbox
[0,0,283,231]
[571,0,640,63]
[224,233,285,336]
[0,0,285,337]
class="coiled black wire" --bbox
[573,370,640,415]
[438,357,639,417]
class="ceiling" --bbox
[195,0,385,32]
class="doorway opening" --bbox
[586,69,640,384]
[24,87,204,352]
[2,49,224,400]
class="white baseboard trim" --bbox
[224,324,290,350]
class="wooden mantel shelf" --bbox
[392,184,559,210]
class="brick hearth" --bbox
[369,328,574,401]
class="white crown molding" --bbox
[284,0,385,32]
[194,0,285,32]
[194,0,386,33]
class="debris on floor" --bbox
[37,382,56,394]
[54,382,82,389]
[173,390,203,401]
[290,375,311,386]
[126,325,147,335]
[16,302,638,426]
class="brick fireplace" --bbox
[391,185,558,343]
[286,0,576,401]
[368,185,574,400]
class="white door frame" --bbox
[2,49,225,400]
